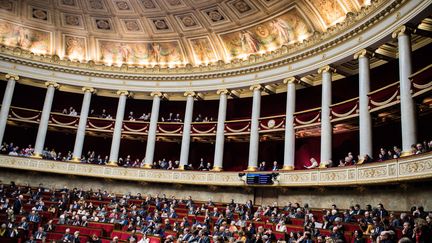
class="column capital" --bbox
[392,25,413,39]
[354,49,374,59]
[150,91,164,97]
[184,91,196,97]
[5,74,19,81]
[44,81,60,89]
[82,87,96,94]
[116,90,130,96]
[283,77,299,84]
[216,89,230,95]
[317,65,336,74]
[249,84,263,91]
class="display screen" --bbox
[246,173,274,185]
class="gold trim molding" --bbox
[82,87,96,94]
[354,49,374,59]
[44,81,60,89]
[5,74,19,81]
[0,153,431,187]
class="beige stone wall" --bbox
[255,187,432,211]
[1,169,431,211]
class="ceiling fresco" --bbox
[0,0,369,67]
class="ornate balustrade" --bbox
[368,82,401,111]
[0,153,431,187]
[411,64,432,96]
[5,68,432,137]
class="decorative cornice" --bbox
[354,49,374,59]
[82,87,96,94]
[44,81,60,89]
[5,74,19,81]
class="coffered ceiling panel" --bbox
[0,0,369,66]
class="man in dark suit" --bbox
[272,161,279,171]
[198,230,210,243]
[13,194,23,214]
[34,227,47,240]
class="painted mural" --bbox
[310,0,347,27]
[219,9,313,59]
[64,35,87,61]
[97,40,185,65]
[0,19,51,54]
[189,37,218,64]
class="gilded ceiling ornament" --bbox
[65,15,80,26]
[89,0,104,9]
[32,9,48,21]
[141,0,156,9]
[166,0,182,6]
[232,0,251,14]
[115,1,130,10]
[96,19,111,30]
[181,16,196,27]
[207,10,224,22]
[153,19,168,30]
[61,0,76,7]
[124,20,140,31]
[0,0,13,11]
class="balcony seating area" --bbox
[0,183,430,243]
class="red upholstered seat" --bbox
[55,224,103,237]
[88,222,115,235]
[274,231,285,240]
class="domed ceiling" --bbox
[0,0,369,67]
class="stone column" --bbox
[108,90,129,165]
[354,50,373,162]
[143,91,163,168]
[392,26,417,155]
[71,87,95,162]
[0,74,18,145]
[179,91,195,169]
[318,66,334,166]
[33,82,59,158]
[247,85,262,171]
[283,77,297,170]
[213,89,229,171]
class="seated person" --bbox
[304,158,318,169]
[258,161,266,171]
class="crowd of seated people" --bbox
[161,113,183,122]
[2,139,432,172]
[61,107,78,116]
[57,106,214,124]
[0,182,431,243]
[194,114,214,122]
